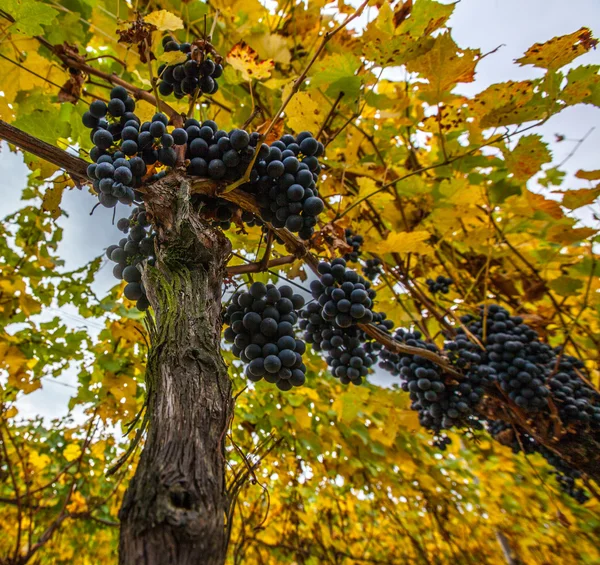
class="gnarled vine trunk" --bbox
[118,175,232,565]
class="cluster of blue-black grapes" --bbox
[83,87,186,208]
[251,132,325,240]
[158,36,222,99]
[223,283,307,391]
[426,275,453,295]
[362,257,383,281]
[547,350,600,426]
[488,421,589,504]
[105,204,155,311]
[181,119,258,181]
[380,303,600,436]
[343,229,363,262]
[379,329,486,432]
[299,259,391,385]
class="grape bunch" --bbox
[105,204,155,311]
[223,282,307,391]
[454,305,551,412]
[251,131,325,240]
[379,328,484,432]
[158,36,222,99]
[362,257,383,281]
[299,259,389,384]
[426,275,453,295]
[310,258,377,327]
[343,229,363,262]
[546,350,600,426]
[182,118,259,183]
[83,87,189,207]
[300,303,380,385]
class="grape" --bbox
[110,86,128,101]
[121,140,138,156]
[208,160,226,179]
[172,128,188,145]
[89,100,107,118]
[108,98,126,117]
[123,265,141,283]
[114,166,133,185]
[150,121,166,138]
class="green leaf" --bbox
[4,0,59,35]
[310,53,363,99]
[548,275,584,296]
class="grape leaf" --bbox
[516,28,598,70]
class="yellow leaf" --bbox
[547,225,597,245]
[42,182,65,220]
[560,186,600,209]
[66,491,87,514]
[378,231,433,256]
[248,33,291,65]
[144,10,183,31]
[63,443,82,462]
[294,408,312,429]
[503,134,551,182]
[29,452,51,471]
[283,91,323,134]
[405,33,480,100]
[226,41,274,82]
[516,28,598,70]
[158,51,188,66]
[439,178,483,206]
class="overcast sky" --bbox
[1,0,598,422]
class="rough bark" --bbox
[118,176,233,565]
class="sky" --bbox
[1,0,599,422]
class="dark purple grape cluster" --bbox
[455,305,552,411]
[300,303,380,385]
[299,260,390,384]
[310,258,377,327]
[82,87,188,208]
[362,257,382,281]
[547,350,600,426]
[251,131,325,240]
[426,275,453,295]
[223,283,307,391]
[158,36,222,99]
[182,119,259,183]
[343,229,363,262]
[379,329,484,432]
[105,204,155,311]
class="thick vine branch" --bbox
[0,120,89,181]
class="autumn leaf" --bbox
[575,169,600,181]
[226,41,274,81]
[503,134,552,182]
[63,443,82,462]
[560,186,600,209]
[378,230,433,256]
[144,10,183,31]
[42,182,66,220]
[516,28,599,70]
[283,90,323,133]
